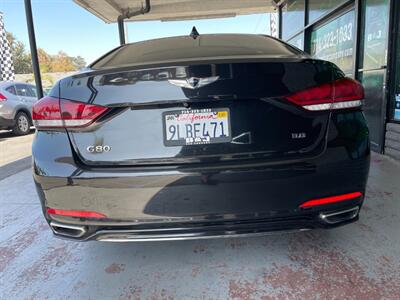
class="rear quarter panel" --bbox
[0,93,23,120]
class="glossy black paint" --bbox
[61,60,340,166]
[32,34,370,241]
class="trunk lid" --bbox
[61,60,333,166]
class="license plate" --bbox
[163,108,231,146]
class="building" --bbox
[273,0,400,159]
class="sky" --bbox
[0,0,271,64]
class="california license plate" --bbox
[163,108,231,146]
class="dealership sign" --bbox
[310,10,355,74]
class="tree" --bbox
[6,32,32,74]
[71,56,86,70]
[6,32,87,74]
[50,51,76,72]
[38,48,52,73]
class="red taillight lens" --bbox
[299,192,363,208]
[334,78,364,102]
[32,96,62,123]
[285,82,333,106]
[33,96,108,128]
[0,92,7,101]
[46,208,107,219]
[285,78,364,111]
[60,99,109,127]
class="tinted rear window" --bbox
[5,85,16,95]
[27,85,37,97]
[15,84,29,97]
[91,34,303,69]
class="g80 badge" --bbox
[87,145,111,153]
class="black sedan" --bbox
[32,34,370,241]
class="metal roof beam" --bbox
[24,0,43,99]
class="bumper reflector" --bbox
[300,192,363,209]
[46,208,106,218]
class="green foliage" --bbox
[71,56,86,70]
[6,32,32,74]
[6,32,87,74]
[49,51,77,72]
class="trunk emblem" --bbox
[168,76,219,89]
[87,145,111,153]
[291,132,307,139]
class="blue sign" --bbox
[395,94,400,120]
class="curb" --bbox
[0,156,32,181]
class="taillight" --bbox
[285,78,364,111]
[0,92,7,101]
[33,96,109,128]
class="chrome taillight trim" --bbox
[33,120,64,128]
[303,103,332,111]
[331,100,363,110]
[34,119,93,128]
[303,100,363,111]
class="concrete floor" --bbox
[0,130,34,167]
[1,153,399,299]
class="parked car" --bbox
[0,81,38,135]
[32,34,370,241]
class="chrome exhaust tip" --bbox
[49,221,87,238]
[319,206,359,225]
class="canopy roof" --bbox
[73,0,279,23]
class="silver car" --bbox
[0,81,38,135]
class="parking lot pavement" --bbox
[0,154,399,299]
[0,129,34,167]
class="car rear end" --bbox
[0,82,16,130]
[32,34,370,241]
[0,82,36,135]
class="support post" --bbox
[278,4,283,39]
[24,0,43,99]
[118,15,126,45]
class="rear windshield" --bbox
[91,34,304,69]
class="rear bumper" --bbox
[33,134,369,241]
[32,110,370,241]
[48,206,360,241]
